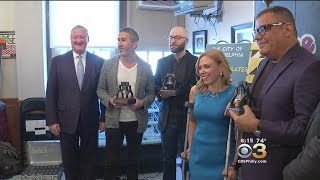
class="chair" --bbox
[19,97,58,165]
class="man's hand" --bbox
[49,124,60,136]
[159,90,171,99]
[109,96,126,108]
[228,105,259,132]
[128,98,144,110]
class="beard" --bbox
[170,43,186,53]
[118,47,130,57]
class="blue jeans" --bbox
[161,123,185,180]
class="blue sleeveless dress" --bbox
[189,85,235,179]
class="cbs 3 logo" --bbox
[237,143,267,159]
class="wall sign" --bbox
[206,42,263,86]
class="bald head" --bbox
[170,26,188,38]
[169,26,189,54]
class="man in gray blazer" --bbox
[227,6,320,180]
[97,27,155,180]
[46,25,105,180]
[283,102,320,180]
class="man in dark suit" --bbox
[46,25,105,180]
[227,6,320,180]
[283,102,320,180]
[154,26,197,180]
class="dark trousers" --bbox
[104,121,143,180]
[60,121,98,180]
[161,123,185,180]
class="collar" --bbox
[73,51,87,59]
[172,50,191,63]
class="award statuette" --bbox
[160,73,177,96]
[114,82,136,105]
[227,81,260,117]
[227,81,248,115]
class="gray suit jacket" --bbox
[283,102,320,180]
[97,55,155,133]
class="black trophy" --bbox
[227,81,260,117]
[114,82,136,105]
[160,73,177,96]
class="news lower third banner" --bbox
[206,43,264,87]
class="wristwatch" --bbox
[254,119,262,137]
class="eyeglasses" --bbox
[254,22,286,36]
[169,36,187,41]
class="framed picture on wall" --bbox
[231,22,254,43]
[193,30,207,54]
[0,31,16,59]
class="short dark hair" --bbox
[256,6,297,37]
[119,27,139,42]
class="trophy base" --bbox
[160,90,176,96]
[114,98,136,105]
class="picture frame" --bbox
[0,31,16,59]
[231,22,254,43]
[193,30,207,54]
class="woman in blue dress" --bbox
[182,49,238,180]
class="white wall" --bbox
[0,1,46,100]
[15,1,47,100]
[0,59,17,98]
[0,1,17,98]
[127,1,184,51]
[0,1,15,31]
[185,1,254,51]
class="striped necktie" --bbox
[77,55,84,89]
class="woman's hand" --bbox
[228,166,238,180]
[181,148,190,160]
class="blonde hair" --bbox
[195,48,232,92]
